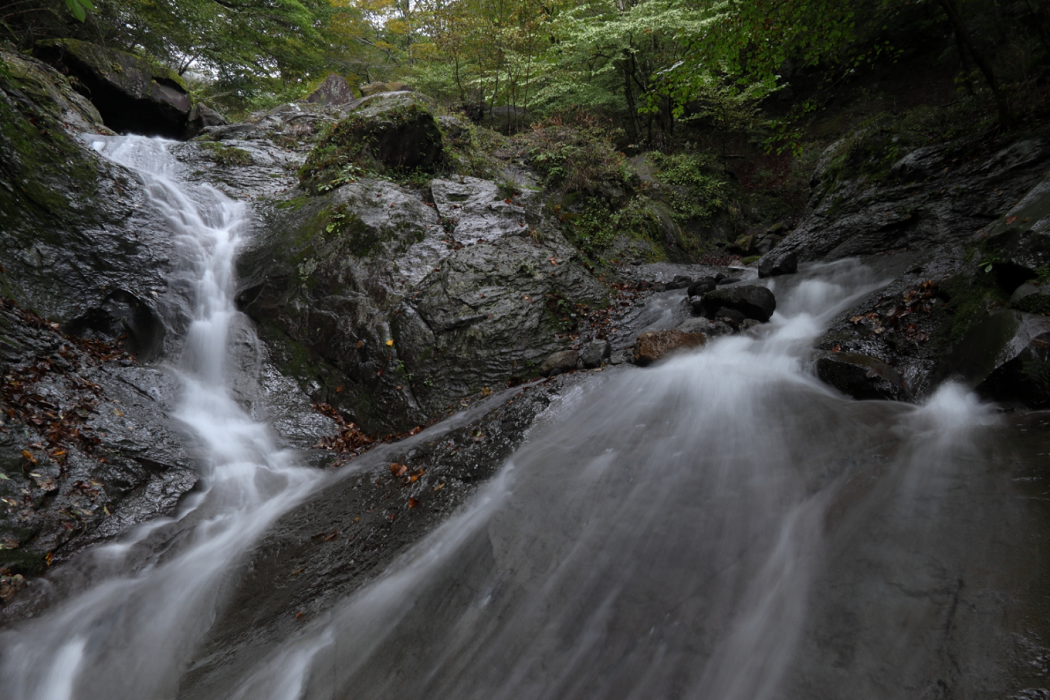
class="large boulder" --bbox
[772,124,1050,264]
[298,92,443,192]
[34,39,193,139]
[305,74,356,106]
[238,175,608,433]
[699,285,777,322]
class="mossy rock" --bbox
[299,92,443,194]
[34,38,192,138]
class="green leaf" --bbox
[65,0,87,22]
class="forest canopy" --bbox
[2,0,1047,134]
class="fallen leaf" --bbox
[385,339,394,347]
[291,567,305,575]
[113,408,124,417]
[1007,216,1018,225]
[296,611,305,620]
[355,340,364,349]
[434,483,446,491]
[389,463,409,477]
[323,530,338,542]
[408,498,419,508]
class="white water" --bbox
[0,136,324,700]
[0,138,1019,700]
[211,262,1002,700]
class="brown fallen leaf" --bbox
[296,611,305,620]
[389,463,409,477]
[408,498,419,508]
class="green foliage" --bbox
[64,0,94,23]
[516,118,631,194]
[199,141,253,167]
[647,151,726,222]
[568,196,659,255]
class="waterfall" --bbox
[0,135,324,700]
[1,137,1041,700]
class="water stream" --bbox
[2,136,1050,699]
[0,136,325,700]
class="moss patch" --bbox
[299,94,444,194]
[199,141,252,167]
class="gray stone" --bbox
[580,340,611,368]
[34,39,193,138]
[758,250,798,278]
[700,285,777,323]
[540,350,579,376]
[305,74,356,106]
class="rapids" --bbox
[2,135,1050,699]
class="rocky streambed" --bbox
[4,38,1050,699]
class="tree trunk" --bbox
[936,0,1014,129]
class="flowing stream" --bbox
[3,136,1050,699]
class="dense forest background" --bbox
[4,0,1050,258]
[3,0,1047,130]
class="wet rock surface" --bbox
[174,370,608,698]
[236,170,607,433]
[0,299,197,596]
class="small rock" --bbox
[816,352,911,401]
[687,277,718,298]
[580,340,611,368]
[758,250,798,278]
[632,330,706,366]
[540,350,579,376]
[360,81,414,96]
[700,285,777,323]
[667,275,693,290]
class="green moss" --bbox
[648,152,728,222]
[274,195,310,210]
[299,96,443,195]
[198,141,252,167]
[0,56,101,245]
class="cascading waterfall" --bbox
[0,137,1043,700]
[209,262,1011,700]
[0,135,324,700]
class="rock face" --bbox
[298,92,444,192]
[632,330,706,366]
[0,49,182,347]
[305,74,356,106]
[699,285,777,322]
[758,250,798,278]
[237,173,607,433]
[34,39,193,138]
[951,309,1050,407]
